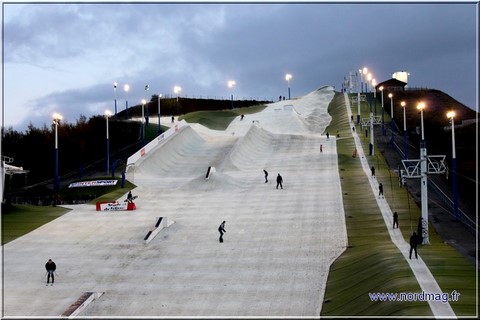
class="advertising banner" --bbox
[96,201,136,211]
[68,180,118,188]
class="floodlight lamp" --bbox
[285,74,292,81]
[388,93,393,98]
[105,110,112,117]
[401,101,406,107]
[417,102,425,111]
[447,111,455,119]
[124,84,130,92]
[141,99,147,105]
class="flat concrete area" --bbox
[2,87,349,317]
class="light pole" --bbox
[358,69,363,93]
[158,94,162,135]
[105,110,112,175]
[174,86,182,102]
[417,102,429,244]
[174,86,182,115]
[389,93,394,146]
[447,111,459,221]
[124,84,130,119]
[52,113,62,194]
[366,73,372,94]
[380,86,385,135]
[362,67,368,93]
[401,101,408,159]
[369,103,374,156]
[228,80,236,109]
[141,99,146,145]
[113,82,118,120]
[285,73,292,99]
[357,90,361,124]
[371,78,377,116]
[144,85,150,125]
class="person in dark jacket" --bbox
[218,221,226,243]
[409,232,418,259]
[276,173,283,189]
[127,191,134,203]
[378,183,384,198]
[263,170,268,183]
[393,211,399,229]
[45,259,56,285]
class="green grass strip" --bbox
[321,92,476,316]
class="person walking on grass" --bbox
[264,170,268,183]
[276,173,283,189]
[45,259,56,285]
[218,221,226,243]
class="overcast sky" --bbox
[2,1,478,132]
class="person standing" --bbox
[378,183,384,198]
[276,173,283,189]
[263,170,268,183]
[320,144,323,153]
[371,166,375,178]
[393,211,399,229]
[218,221,226,243]
[45,259,56,285]
[409,232,418,259]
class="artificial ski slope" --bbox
[2,86,348,317]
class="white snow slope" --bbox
[2,86,348,317]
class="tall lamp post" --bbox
[141,99,146,145]
[389,93,394,146]
[417,102,429,244]
[52,113,62,194]
[371,78,377,116]
[358,69,363,93]
[144,85,150,125]
[357,90,361,124]
[362,67,368,93]
[105,110,112,175]
[447,111,459,221]
[366,73,372,94]
[174,86,182,116]
[157,94,162,135]
[401,101,408,159]
[285,73,292,99]
[380,86,385,135]
[113,82,118,120]
[124,84,130,119]
[228,80,236,109]
[369,104,374,156]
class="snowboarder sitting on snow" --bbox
[45,259,56,285]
